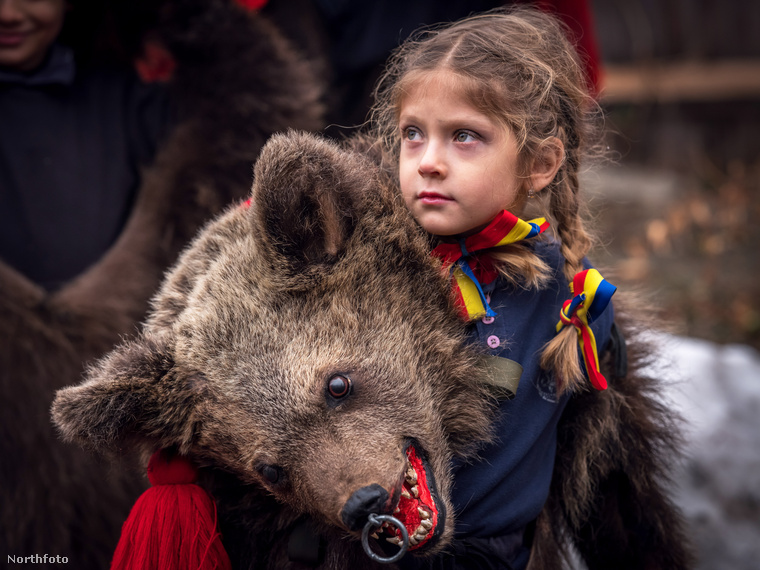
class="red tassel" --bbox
[111,450,232,570]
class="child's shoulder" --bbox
[491,238,609,319]
[532,238,565,275]
[531,238,603,284]
[489,241,569,323]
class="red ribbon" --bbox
[431,210,549,320]
[556,269,616,390]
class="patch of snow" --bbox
[651,334,760,570]
[569,334,760,569]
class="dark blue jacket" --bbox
[0,44,169,290]
[451,240,614,541]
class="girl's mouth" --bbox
[418,191,453,205]
[0,32,27,47]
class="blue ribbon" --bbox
[454,239,497,318]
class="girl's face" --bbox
[398,71,527,238]
[0,0,67,72]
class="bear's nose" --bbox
[340,484,390,531]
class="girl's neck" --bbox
[435,227,487,244]
[434,210,520,242]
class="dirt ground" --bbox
[585,99,760,350]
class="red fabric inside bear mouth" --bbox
[371,445,439,551]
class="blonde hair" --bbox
[368,7,604,392]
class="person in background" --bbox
[0,1,324,566]
[0,0,170,291]
[276,0,602,134]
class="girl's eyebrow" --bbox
[397,110,421,124]
[399,111,494,132]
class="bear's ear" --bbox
[52,334,194,454]
[250,130,380,271]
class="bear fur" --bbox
[53,130,496,568]
[0,1,324,567]
[53,131,691,569]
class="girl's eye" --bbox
[454,131,477,143]
[403,127,421,142]
[327,374,352,399]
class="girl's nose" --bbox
[417,142,446,177]
[0,0,23,24]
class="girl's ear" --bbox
[528,137,565,193]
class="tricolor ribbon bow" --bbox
[431,210,550,320]
[556,268,617,390]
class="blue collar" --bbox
[0,44,76,86]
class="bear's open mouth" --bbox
[371,443,443,552]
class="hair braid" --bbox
[540,150,595,392]
[554,170,592,282]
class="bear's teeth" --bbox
[394,507,400,514]
[410,485,419,498]
[405,466,418,485]
[401,488,412,499]
[371,532,380,539]
[386,536,403,546]
[418,507,430,520]
[407,518,433,548]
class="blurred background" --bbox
[587,1,760,569]
[590,0,760,350]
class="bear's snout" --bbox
[340,484,390,531]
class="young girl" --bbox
[368,7,616,569]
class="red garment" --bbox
[536,0,602,95]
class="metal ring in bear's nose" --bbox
[361,513,409,564]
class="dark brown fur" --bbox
[53,131,496,568]
[0,2,324,567]
[52,131,691,569]
[530,306,693,569]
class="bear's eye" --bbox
[259,464,283,485]
[327,374,352,399]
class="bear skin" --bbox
[0,2,324,567]
[53,131,691,569]
[53,131,496,568]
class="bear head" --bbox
[52,131,495,563]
